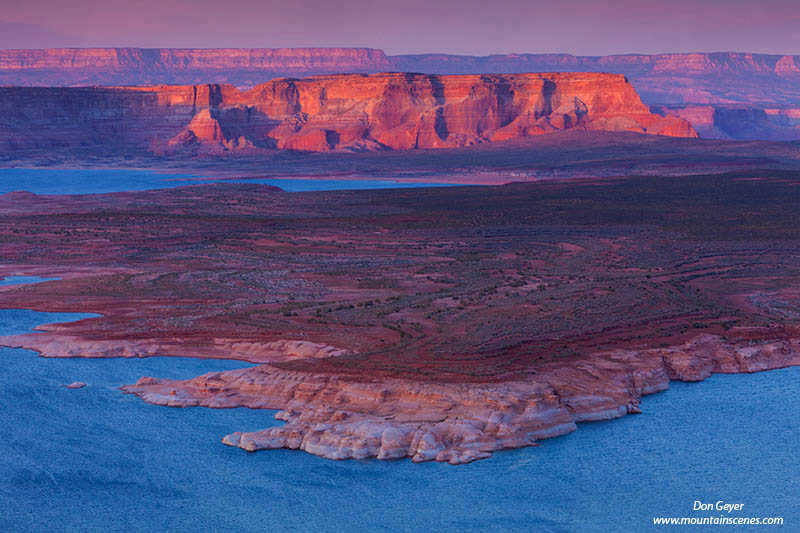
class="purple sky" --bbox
[0,0,798,55]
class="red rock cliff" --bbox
[0,72,697,154]
[392,52,800,106]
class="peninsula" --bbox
[2,172,798,463]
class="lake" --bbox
[0,168,457,195]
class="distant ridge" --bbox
[393,52,800,105]
[0,48,798,106]
[1,48,799,140]
[0,47,393,87]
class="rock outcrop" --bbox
[122,331,800,464]
[0,72,696,156]
[0,333,349,364]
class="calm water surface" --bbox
[0,276,59,286]
[1,307,796,532]
[0,171,797,531]
[0,168,456,194]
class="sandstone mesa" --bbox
[0,72,695,156]
[3,47,800,143]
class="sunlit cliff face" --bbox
[0,72,696,156]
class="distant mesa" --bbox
[393,52,800,106]
[0,48,797,107]
[0,47,394,87]
[0,48,797,141]
[0,72,697,157]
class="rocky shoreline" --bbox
[106,330,798,464]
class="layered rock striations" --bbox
[0,48,393,87]
[0,72,696,155]
[392,51,800,78]
[123,331,800,464]
[393,52,800,106]
[2,48,798,107]
[394,54,800,140]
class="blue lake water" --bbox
[0,170,797,531]
[0,276,60,286]
[0,168,456,195]
[1,308,797,532]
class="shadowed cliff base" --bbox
[3,131,799,186]
[1,172,799,462]
[654,105,800,141]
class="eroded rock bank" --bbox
[0,332,348,364]
[122,331,800,464]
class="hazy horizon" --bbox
[0,0,798,56]
[0,41,798,58]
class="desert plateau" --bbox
[1,1,799,530]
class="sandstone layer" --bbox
[0,72,696,156]
[393,52,800,106]
[0,333,349,364]
[123,331,799,464]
